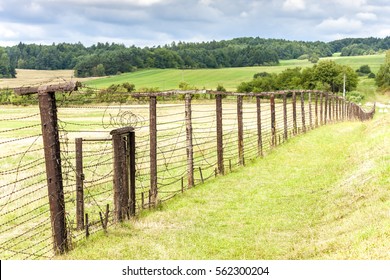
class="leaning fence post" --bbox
[185,94,194,186]
[270,93,276,146]
[256,96,263,156]
[301,92,306,133]
[75,138,84,230]
[216,94,224,175]
[38,90,68,254]
[237,95,244,165]
[149,96,158,206]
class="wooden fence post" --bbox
[301,92,306,133]
[75,138,84,230]
[38,91,68,254]
[283,93,288,141]
[128,131,136,216]
[256,96,263,156]
[320,92,323,126]
[270,94,276,146]
[292,92,297,135]
[308,92,312,130]
[324,93,328,125]
[329,94,332,122]
[216,94,224,175]
[111,127,136,220]
[315,92,319,127]
[149,96,158,206]
[112,134,126,221]
[185,94,194,186]
[237,95,244,165]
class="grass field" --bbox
[60,111,390,260]
[83,54,385,91]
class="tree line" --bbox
[237,60,359,95]
[0,37,389,79]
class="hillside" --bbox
[84,54,385,91]
[1,37,388,79]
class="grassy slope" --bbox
[62,112,390,260]
[84,54,385,91]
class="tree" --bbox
[376,50,390,89]
[358,64,371,74]
[0,47,15,78]
[313,60,357,92]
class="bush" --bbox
[358,65,372,74]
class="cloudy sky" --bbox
[0,0,389,47]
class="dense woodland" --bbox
[0,37,389,78]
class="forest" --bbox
[0,36,389,78]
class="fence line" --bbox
[0,87,375,259]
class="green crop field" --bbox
[84,54,385,91]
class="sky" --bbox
[0,0,389,47]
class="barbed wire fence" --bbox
[0,84,375,259]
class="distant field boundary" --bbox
[0,85,375,259]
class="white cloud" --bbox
[329,0,366,8]
[282,0,306,11]
[316,17,362,33]
[0,0,388,47]
[356,12,377,21]
[240,11,248,18]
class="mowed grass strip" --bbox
[62,113,390,260]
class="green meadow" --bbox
[84,54,385,91]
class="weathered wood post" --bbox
[128,130,136,216]
[270,93,276,146]
[301,91,306,133]
[216,94,224,175]
[324,92,328,125]
[292,91,297,135]
[111,133,126,221]
[256,96,263,157]
[320,92,324,126]
[38,90,68,254]
[283,93,288,141]
[237,95,244,165]
[329,94,332,123]
[111,126,136,220]
[185,93,194,187]
[75,138,84,230]
[14,82,77,255]
[315,92,319,128]
[149,96,158,206]
[308,92,312,130]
